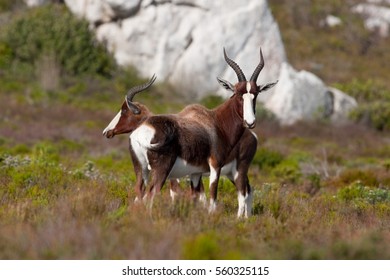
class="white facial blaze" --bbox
[243,82,256,127]
[103,110,121,135]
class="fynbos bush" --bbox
[2,4,115,77]
[335,79,390,131]
[337,181,389,205]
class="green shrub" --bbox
[182,232,220,260]
[0,152,66,203]
[0,42,12,69]
[254,183,285,220]
[350,102,390,131]
[335,79,390,103]
[335,79,390,131]
[272,159,302,184]
[2,4,115,77]
[182,231,242,260]
[253,147,284,171]
[337,181,389,205]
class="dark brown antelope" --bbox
[103,47,277,217]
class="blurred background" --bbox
[0,0,389,259]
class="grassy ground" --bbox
[0,1,389,260]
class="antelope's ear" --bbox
[125,98,141,115]
[217,77,234,92]
[258,80,278,92]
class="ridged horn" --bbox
[223,48,246,82]
[249,48,264,82]
[126,74,156,104]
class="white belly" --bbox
[168,157,205,179]
[210,160,237,181]
[172,159,237,180]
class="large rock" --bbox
[67,0,286,100]
[328,87,358,122]
[265,63,331,125]
[64,0,141,23]
[265,63,357,125]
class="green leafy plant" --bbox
[335,79,390,131]
[2,4,115,77]
[337,181,389,205]
[272,159,302,184]
[253,147,284,171]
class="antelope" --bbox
[103,75,184,201]
[103,47,277,217]
[103,77,259,217]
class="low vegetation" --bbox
[0,2,389,259]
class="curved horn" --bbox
[126,74,157,104]
[223,48,246,82]
[249,48,264,82]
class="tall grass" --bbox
[0,126,389,259]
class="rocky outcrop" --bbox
[91,0,286,101]
[24,0,357,124]
[265,63,357,125]
[266,63,330,125]
[328,87,358,122]
[353,1,390,37]
[64,0,141,23]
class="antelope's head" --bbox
[103,75,156,139]
[217,47,278,129]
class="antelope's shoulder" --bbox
[180,104,212,118]
[179,104,215,127]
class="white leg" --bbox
[237,192,246,218]
[208,165,219,213]
[170,189,178,202]
[245,191,253,218]
[237,191,253,218]
[209,199,217,213]
[199,193,207,207]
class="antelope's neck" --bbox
[214,97,245,149]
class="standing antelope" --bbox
[103,76,259,217]
[103,47,277,217]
